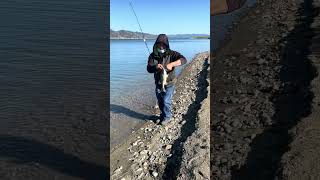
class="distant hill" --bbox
[168,34,210,39]
[110,29,157,39]
[110,29,209,39]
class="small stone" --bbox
[260,112,272,125]
[140,150,147,155]
[231,120,240,127]
[137,172,144,179]
[239,76,251,84]
[132,141,138,146]
[244,103,252,112]
[220,158,228,164]
[223,124,232,134]
[254,90,260,97]
[246,52,255,58]
[258,59,266,65]
[230,97,239,103]
[289,26,294,31]
[244,137,251,143]
[220,97,229,104]
[137,168,143,172]
[224,108,233,114]
[224,143,233,153]
[133,152,139,157]
[239,97,249,103]
[152,171,158,177]
[165,144,172,150]
[273,83,280,91]
[113,166,123,174]
[236,89,242,94]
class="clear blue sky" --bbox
[110,0,210,35]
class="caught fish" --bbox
[160,68,168,92]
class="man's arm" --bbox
[166,52,187,71]
[211,0,247,16]
[147,54,157,73]
[167,59,184,71]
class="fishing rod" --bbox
[129,1,159,110]
[128,0,151,54]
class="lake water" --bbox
[0,1,107,179]
[110,39,209,149]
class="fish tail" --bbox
[161,84,166,92]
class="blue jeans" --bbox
[155,85,175,121]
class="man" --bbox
[211,0,247,15]
[147,34,187,125]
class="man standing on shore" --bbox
[147,34,187,125]
[211,0,247,15]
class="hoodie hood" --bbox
[153,34,170,57]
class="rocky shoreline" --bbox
[111,52,210,180]
[110,0,320,178]
[211,0,320,179]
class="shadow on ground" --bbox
[231,0,319,179]
[0,134,107,180]
[110,104,154,121]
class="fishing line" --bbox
[128,0,151,54]
[129,0,158,110]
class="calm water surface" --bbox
[0,1,107,179]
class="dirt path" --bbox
[110,52,210,180]
[211,0,320,179]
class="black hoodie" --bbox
[147,34,187,87]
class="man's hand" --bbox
[166,63,174,71]
[156,64,164,71]
[167,58,183,71]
